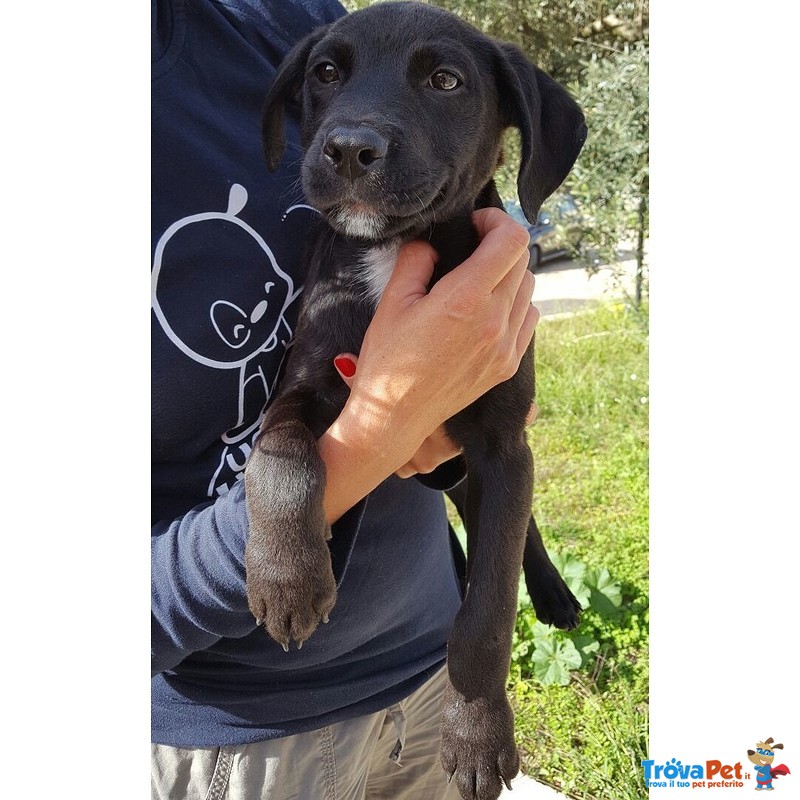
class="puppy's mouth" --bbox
[320,189,449,241]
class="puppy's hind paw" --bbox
[532,584,582,631]
[526,563,582,631]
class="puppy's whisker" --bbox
[412,192,429,229]
[262,136,305,157]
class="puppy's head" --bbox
[263,1,586,241]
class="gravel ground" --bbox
[501,772,565,798]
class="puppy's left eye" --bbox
[429,71,461,91]
[314,62,340,84]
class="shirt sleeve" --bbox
[151,481,253,675]
[152,478,368,675]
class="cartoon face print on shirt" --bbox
[152,183,307,499]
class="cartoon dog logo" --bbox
[747,738,790,790]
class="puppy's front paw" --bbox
[245,531,336,651]
[440,682,519,800]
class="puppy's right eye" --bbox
[314,62,340,84]
[429,70,461,91]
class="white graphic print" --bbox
[152,184,307,498]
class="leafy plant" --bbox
[530,630,582,686]
[513,551,625,686]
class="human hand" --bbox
[333,354,538,478]
[337,207,540,465]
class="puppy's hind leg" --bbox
[446,483,581,630]
[522,514,581,630]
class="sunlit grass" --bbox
[520,301,649,798]
[449,301,649,798]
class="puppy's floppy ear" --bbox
[261,26,330,172]
[494,43,587,223]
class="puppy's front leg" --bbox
[244,389,336,651]
[440,441,532,800]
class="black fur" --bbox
[245,4,586,799]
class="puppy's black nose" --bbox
[322,127,387,180]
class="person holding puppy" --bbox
[151,1,538,798]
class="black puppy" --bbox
[245,3,585,799]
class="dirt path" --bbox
[534,253,642,317]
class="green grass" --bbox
[448,301,649,799]
[530,303,649,593]
[521,301,649,798]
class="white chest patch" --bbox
[360,242,400,307]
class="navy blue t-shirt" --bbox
[151,0,463,746]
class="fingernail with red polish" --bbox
[334,356,356,378]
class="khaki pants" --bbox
[152,666,461,800]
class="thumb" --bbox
[333,353,358,389]
[380,240,438,306]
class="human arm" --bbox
[152,478,367,674]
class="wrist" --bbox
[338,385,430,464]
[317,393,427,524]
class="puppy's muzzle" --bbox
[322,126,388,181]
